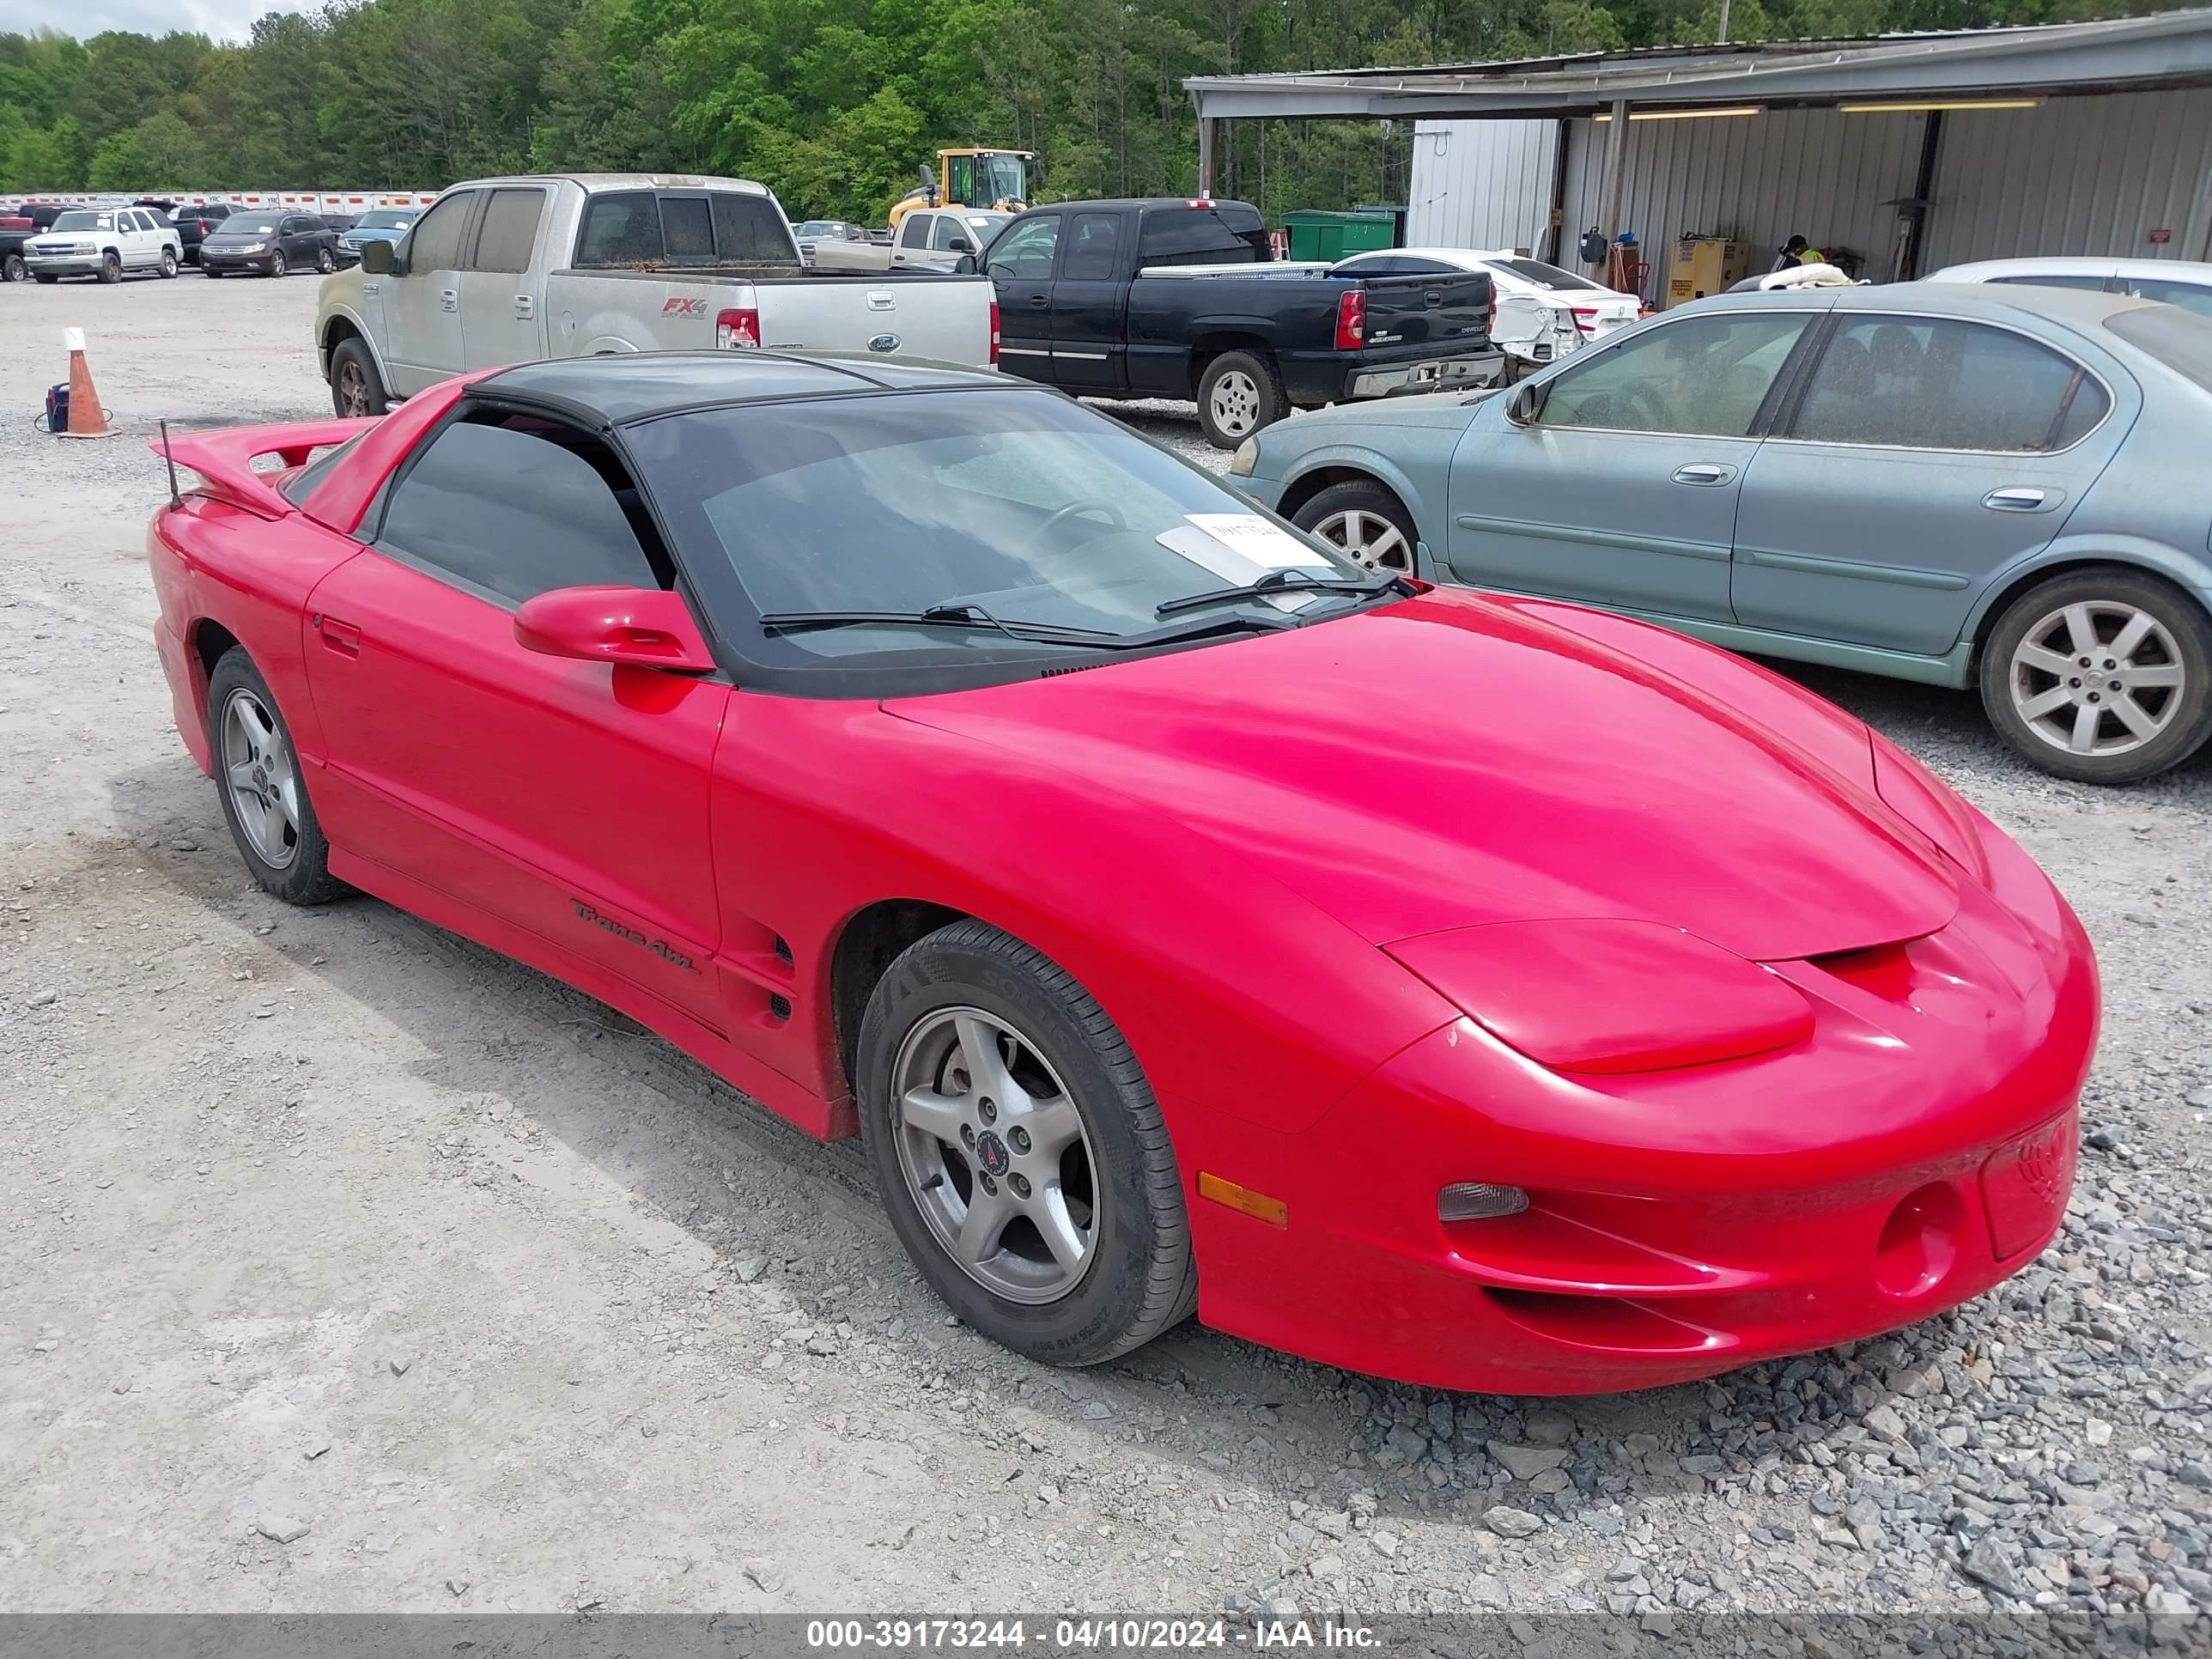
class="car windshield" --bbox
[216,220,279,236]
[356,210,415,230]
[2106,302,2212,392]
[51,211,112,231]
[625,388,1369,665]
[796,222,842,237]
[1486,257,1608,293]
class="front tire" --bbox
[205,649,348,905]
[1979,568,2212,784]
[98,252,122,284]
[858,920,1196,1367]
[1292,479,1419,576]
[329,337,389,417]
[1196,349,1288,449]
[269,249,287,277]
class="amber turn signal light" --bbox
[1198,1172,1288,1228]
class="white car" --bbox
[25,206,182,284]
[1926,255,2212,319]
[1329,246,1640,374]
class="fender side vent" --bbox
[769,993,792,1021]
[774,934,793,965]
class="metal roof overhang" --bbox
[1184,8,2212,121]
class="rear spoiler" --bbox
[146,417,377,520]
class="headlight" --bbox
[240,241,266,253]
[1228,436,1260,477]
[1386,918,1813,1074]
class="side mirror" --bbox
[953,253,979,276]
[514,586,716,674]
[948,236,974,253]
[361,240,394,276]
[1506,381,1545,425]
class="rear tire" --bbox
[158,248,178,278]
[1979,568,2212,784]
[1291,480,1420,576]
[315,245,335,275]
[1196,349,1288,449]
[2,252,23,283]
[329,338,389,417]
[205,648,348,906]
[857,920,1196,1367]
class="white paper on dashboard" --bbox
[1155,520,1329,613]
[1184,513,1335,569]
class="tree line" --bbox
[0,0,2179,226]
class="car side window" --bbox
[470,187,545,274]
[404,191,476,272]
[575,191,663,265]
[376,416,665,606]
[987,216,1059,280]
[900,215,933,250]
[2125,277,2212,320]
[1987,274,2110,292]
[1790,316,2108,452]
[1060,213,1121,280]
[1535,312,1811,437]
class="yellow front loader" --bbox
[888,149,1034,232]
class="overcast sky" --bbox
[11,0,307,44]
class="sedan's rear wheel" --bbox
[1980,569,2212,783]
[859,920,1195,1365]
[206,648,348,905]
[1292,479,1419,576]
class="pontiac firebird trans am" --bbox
[147,353,2098,1394]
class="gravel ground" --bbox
[3,273,2211,1629]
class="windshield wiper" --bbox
[1153,568,1412,617]
[758,604,1117,646]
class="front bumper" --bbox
[26,255,103,276]
[1182,821,2098,1394]
[1348,350,1504,401]
[202,254,273,274]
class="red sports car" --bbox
[147,356,2097,1394]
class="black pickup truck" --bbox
[984,198,1500,447]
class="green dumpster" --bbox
[1280,210,1397,264]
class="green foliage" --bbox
[0,0,2188,216]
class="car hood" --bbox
[885,589,1959,962]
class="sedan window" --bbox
[1790,317,2107,452]
[377,417,662,605]
[1534,312,1811,437]
[2124,276,2212,321]
[1487,258,1607,292]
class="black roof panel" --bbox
[479,351,1005,424]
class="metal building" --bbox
[1185,9,2212,291]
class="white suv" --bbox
[26,206,182,284]
[1927,256,2212,320]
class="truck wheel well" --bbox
[829,899,969,1090]
[1276,466,1401,524]
[319,315,362,378]
[1187,332,1273,396]
[1970,559,2203,671]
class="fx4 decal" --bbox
[661,296,709,318]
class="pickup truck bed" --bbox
[986,198,1499,447]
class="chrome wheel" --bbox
[336,359,371,416]
[221,688,301,869]
[890,1006,1097,1305]
[270,250,287,277]
[1312,507,1413,574]
[2008,600,2184,758]
[1207,370,1263,441]
[316,246,335,274]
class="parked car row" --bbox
[1233,270,2212,783]
[2,199,375,283]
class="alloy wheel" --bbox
[890,1006,1098,1305]
[270,250,287,277]
[1208,370,1262,441]
[316,246,335,274]
[221,688,301,869]
[1311,507,1413,575]
[2008,599,2184,758]
[336,361,370,416]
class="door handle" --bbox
[1671,463,1735,486]
[1984,487,2050,511]
[514,295,534,318]
[440,288,458,313]
[313,613,362,657]
[1028,295,1049,307]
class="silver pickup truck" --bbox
[314,172,997,414]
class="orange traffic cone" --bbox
[58,327,111,440]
